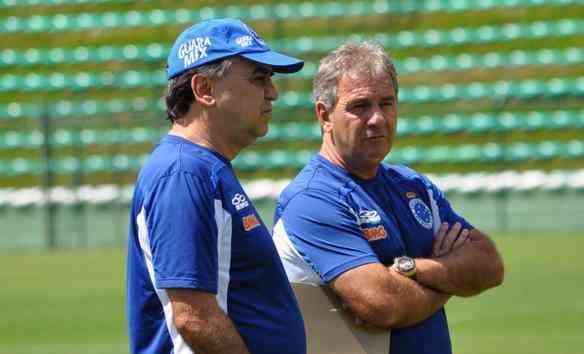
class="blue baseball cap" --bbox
[167,18,304,79]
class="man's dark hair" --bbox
[165,59,233,122]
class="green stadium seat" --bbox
[565,141,584,159]
[453,145,482,163]
[483,143,505,162]
[507,143,533,162]
[426,146,452,164]
[397,146,423,165]
[55,157,80,174]
[415,116,440,135]
[442,114,467,133]
[468,113,495,133]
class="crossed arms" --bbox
[331,222,505,329]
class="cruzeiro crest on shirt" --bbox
[409,198,433,229]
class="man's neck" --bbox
[319,142,379,180]
[169,120,239,161]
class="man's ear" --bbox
[191,74,215,107]
[315,101,333,133]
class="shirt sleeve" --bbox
[422,175,474,231]
[145,170,218,293]
[280,190,380,283]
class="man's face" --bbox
[212,57,278,148]
[323,72,397,175]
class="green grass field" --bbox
[1,234,582,354]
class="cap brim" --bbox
[241,50,304,74]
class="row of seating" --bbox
[1,76,582,119]
[2,46,581,88]
[1,140,582,176]
[1,109,582,149]
[3,168,584,208]
[235,140,584,170]
[264,110,584,141]
[299,47,583,78]
[0,127,160,148]
[276,19,583,52]
[1,0,576,10]
[2,18,581,66]
[1,0,136,7]
[2,0,579,33]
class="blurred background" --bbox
[0,1,582,353]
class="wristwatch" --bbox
[392,256,417,279]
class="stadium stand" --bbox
[1,0,583,194]
[2,1,581,34]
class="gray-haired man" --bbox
[273,41,504,354]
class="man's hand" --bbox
[417,226,505,297]
[432,222,469,257]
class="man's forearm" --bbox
[168,289,250,354]
[333,263,451,329]
[178,308,250,354]
[416,230,504,297]
[383,268,451,328]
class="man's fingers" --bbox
[440,222,461,251]
[433,222,449,256]
[451,228,469,251]
[445,222,463,251]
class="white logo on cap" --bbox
[236,35,253,48]
[243,24,266,46]
[178,37,212,69]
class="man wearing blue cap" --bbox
[126,19,306,354]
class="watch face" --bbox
[397,257,415,272]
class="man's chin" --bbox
[366,150,390,165]
[254,125,269,139]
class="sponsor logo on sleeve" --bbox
[232,193,249,211]
[242,214,260,231]
[357,210,381,225]
[361,225,388,241]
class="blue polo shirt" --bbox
[127,135,306,354]
[273,154,472,354]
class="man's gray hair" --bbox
[312,41,399,110]
[165,58,233,122]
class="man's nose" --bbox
[265,77,279,101]
[367,105,386,126]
